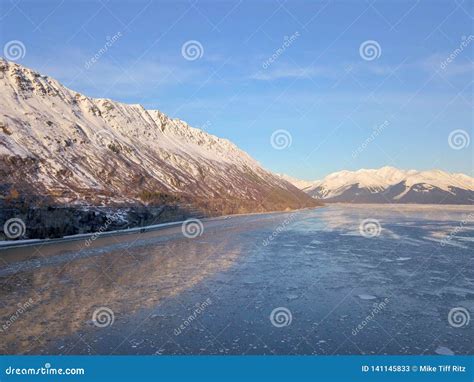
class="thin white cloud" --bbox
[36,55,202,100]
[418,53,474,76]
[251,65,336,81]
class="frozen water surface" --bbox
[0,204,472,355]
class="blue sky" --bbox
[1,0,472,180]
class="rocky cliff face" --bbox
[0,59,318,217]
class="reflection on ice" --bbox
[0,225,246,353]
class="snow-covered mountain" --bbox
[277,173,315,190]
[0,59,318,213]
[285,167,474,204]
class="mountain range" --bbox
[0,59,318,217]
[281,167,474,205]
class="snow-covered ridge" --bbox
[0,58,316,210]
[307,166,474,194]
[0,59,257,169]
[310,167,473,193]
[282,166,474,204]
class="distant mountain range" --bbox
[280,167,474,205]
[0,59,318,216]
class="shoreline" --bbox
[323,202,474,208]
[3,202,469,250]
[0,206,321,250]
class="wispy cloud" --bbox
[35,54,203,100]
[251,65,336,81]
[418,54,474,77]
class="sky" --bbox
[0,0,473,180]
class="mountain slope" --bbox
[0,59,319,215]
[286,167,473,205]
